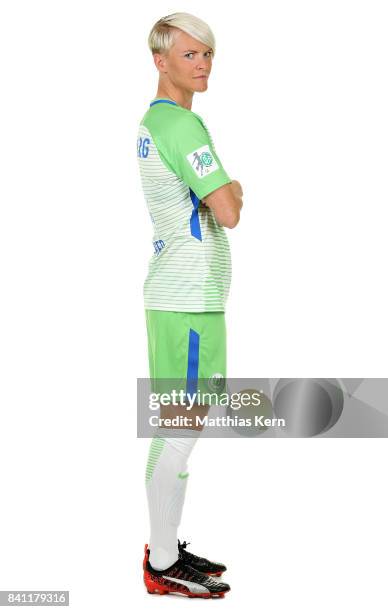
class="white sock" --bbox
[145,428,200,570]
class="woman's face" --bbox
[157,29,213,94]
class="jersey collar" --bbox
[149,98,178,107]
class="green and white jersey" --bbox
[137,97,232,312]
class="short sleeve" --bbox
[164,113,232,200]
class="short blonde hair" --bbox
[148,12,216,57]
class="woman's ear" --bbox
[153,52,168,74]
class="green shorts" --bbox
[145,309,227,400]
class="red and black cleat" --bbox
[178,539,227,577]
[143,544,230,598]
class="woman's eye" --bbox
[184,51,212,59]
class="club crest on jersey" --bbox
[186,145,219,178]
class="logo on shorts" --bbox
[208,372,225,392]
[186,145,219,178]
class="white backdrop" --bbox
[0,1,387,611]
